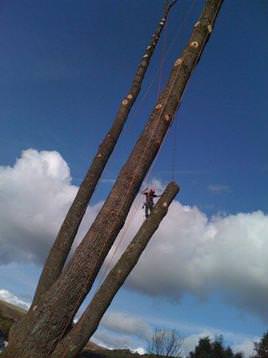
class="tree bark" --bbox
[32,0,177,307]
[4,1,223,357]
[51,182,179,358]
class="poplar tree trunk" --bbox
[32,0,177,307]
[4,1,223,357]
[51,182,179,358]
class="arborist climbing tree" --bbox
[51,182,179,358]
[142,187,161,218]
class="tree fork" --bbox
[32,0,177,307]
[4,1,223,357]
[52,182,179,358]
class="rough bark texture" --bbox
[32,1,177,307]
[52,182,179,358]
[4,1,223,357]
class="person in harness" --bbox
[142,187,160,218]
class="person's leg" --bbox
[148,202,153,216]
[145,204,149,218]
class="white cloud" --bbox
[119,199,268,319]
[100,311,152,341]
[131,347,146,355]
[92,312,152,354]
[0,149,98,265]
[92,330,137,351]
[1,149,268,321]
[233,338,255,357]
[94,310,256,357]
[0,289,30,310]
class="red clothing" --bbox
[142,189,158,218]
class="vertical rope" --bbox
[171,112,178,182]
[96,0,198,285]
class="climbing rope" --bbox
[96,0,198,285]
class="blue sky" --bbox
[0,0,268,356]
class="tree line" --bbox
[2,1,225,356]
[148,329,268,358]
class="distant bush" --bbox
[188,336,243,358]
[0,317,13,340]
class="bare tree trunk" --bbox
[4,1,223,357]
[32,0,177,307]
[51,182,179,358]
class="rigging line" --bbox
[100,104,178,283]
[156,12,168,100]
[113,0,196,188]
[136,0,197,188]
[163,0,222,184]
[145,0,202,184]
[164,0,197,60]
[100,6,215,288]
[99,125,171,283]
[99,0,220,284]
[171,112,178,182]
[98,50,175,283]
[100,60,184,281]
[99,106,175,283]
[103,2,200,277]
[96,19,177,283]
[97,0,198,284]
[132,0,197,111]
[100,30,191,277]
[97,4,197,284]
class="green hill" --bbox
[0,300,151,357]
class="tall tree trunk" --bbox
[52,182,179,358]
[32,0,177,307]
[4,1,223,357]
